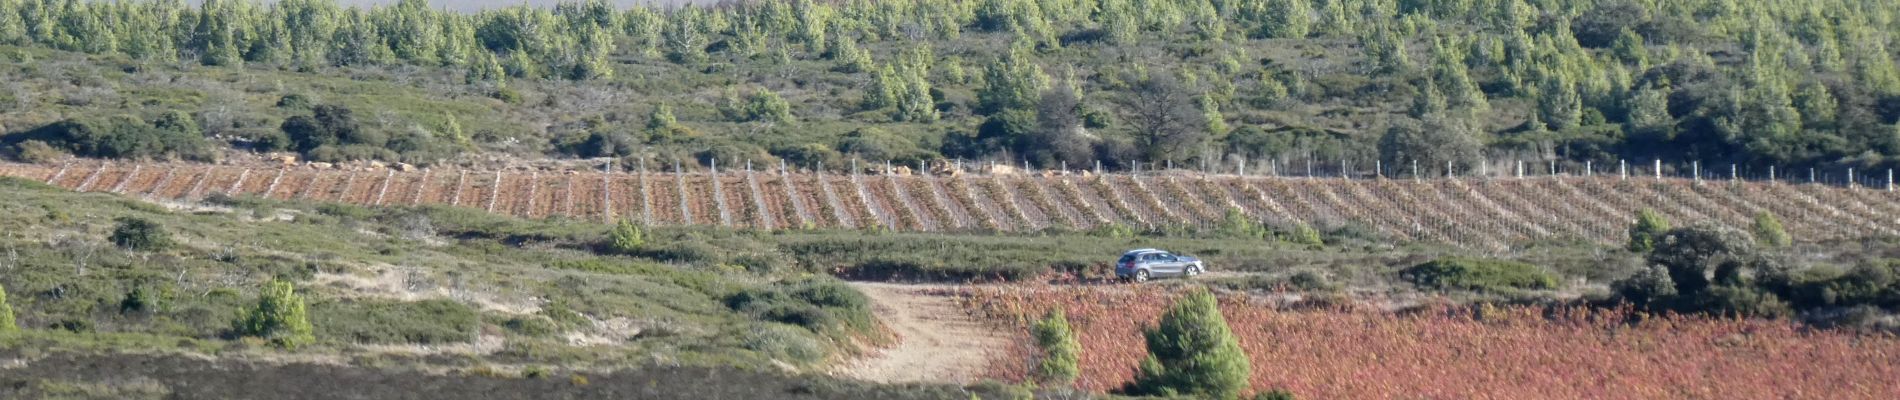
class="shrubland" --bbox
[1,0,1897,175]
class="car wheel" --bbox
[1186,265,1202,277]
[1134,269,1149,283]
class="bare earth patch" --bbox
[836,282,1010,385]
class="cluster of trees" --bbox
[3,112,213,162]
[3,0,1899,172]
[1616,212,1900,324]
[268,102,461,164]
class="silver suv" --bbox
[1117,249,1204,282]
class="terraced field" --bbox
[7,161,1896,250]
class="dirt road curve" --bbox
[837,282,1010,384]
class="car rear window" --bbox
[1118,254,1136,263]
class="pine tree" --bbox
[1626,85,1673,143]
[1099,0,1139,44]
[1793,82,1837,130]
[1752,212,1790,248]
[0,0,24,45]
[1032,308,1080,385]
[1628,209,1670,253]
[1611,28,1646,66]
[279,0,339,68]
[235,280,315,349]
[1537,72,1582,131]
[977,40,1049,113]
[662,7,707,64]
[382,0,439,64]
[647,104,678,131]
[1129,288,1251,399]
[864,64,900,111]
[744,88,793,123]
[1259,0,1311,39]
[609,219,646,253]
[895,69,938,122]
[192,0,244,66]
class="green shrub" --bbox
[234,280,315,349]
[119,284,169,315]
[0,284,16,333]
[12,115,213,161]
[1032,308,1081,385]
[725,279,873,334]
[1127,288,1251,399]
[1403,258,1558,292]
[110,217,172,251]
[1627,209,1670,252]
[1217,208,1270,240]
[742,324,823,364]
[1286,222,1323,247]
[503,316,560,337]
[1752,212,1791,248]
[312,299,478,345]
[607,219,646,254]
[8,140,66,163]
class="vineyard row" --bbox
[7,162,1897,251]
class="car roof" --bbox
[1123,248,1166,255]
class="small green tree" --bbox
[1288,223,1323,247]
[110,217,172,251]
[1627,209,1670,252]
[609,219,646,254]
[1752,212,1790,248]
[0,284,16,334]
[235,280,315,349]
[1031,308,1081,385]
[1128,288,1251,399]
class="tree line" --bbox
[2,0,1899,172]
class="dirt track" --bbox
[837,283,1010,385]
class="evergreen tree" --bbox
[191,0,245,66]
[1259,0,1311,39]
[647,104,678,132]
[381,0,439,64]
[895,68,938,122]
[1611,28,1646,66]
[1628,209,1670,253]
[609,219,646,253]
[1626,85,1674,143]
[1032,308,1081,385]
[1752,212,1790,248]
[0,0,24,45]
[743,88,793,123]
[1537,72,1582,131]
[977,40,1049,113]
[1793,82,1837,130]
[1128,288,1251,399]
[864,64,900,111]
[235,280,315,349]
[1099,0,1139,44]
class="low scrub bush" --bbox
[311,299,478,345]
[1403,258,1558,292]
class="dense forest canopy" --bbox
[1,0,1898,174]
